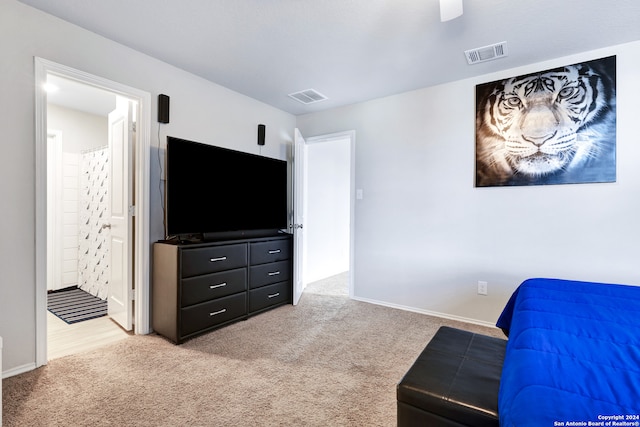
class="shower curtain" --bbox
[78,147,110,300]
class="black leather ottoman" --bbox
[397,326,507,427]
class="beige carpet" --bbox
[3,273,503,426]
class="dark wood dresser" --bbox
[152,234,292,343]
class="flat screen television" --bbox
[165,136,289,240]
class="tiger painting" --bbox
[475,56,616,187]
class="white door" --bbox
[106,96,134,330]
[293,129,307,305]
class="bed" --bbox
[496,278,640,426]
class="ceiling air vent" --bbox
[464,41,508,65]
[288,89,328,105]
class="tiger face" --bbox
[475,58,616,186]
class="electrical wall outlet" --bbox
[478,281,488,295]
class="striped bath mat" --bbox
[47,287,107,324]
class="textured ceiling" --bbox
[19,0,640,115]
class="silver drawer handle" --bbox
[210,256,227,262]
[268,249,281,254]
[268,293,280,299]
[209,283,227,289]
[268,271,280,276]
[209,309,227,316]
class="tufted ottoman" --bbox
[397,326,506,427]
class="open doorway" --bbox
[295,130,355,300]
[35,58,151,367]
[45,75,132,359]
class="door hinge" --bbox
[129,205,136,217]
[129,289,135,301]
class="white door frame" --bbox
[297,130,356,299]
[34,57,151,367]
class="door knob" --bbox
[101,223,112,229]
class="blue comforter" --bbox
[496,278,640,426]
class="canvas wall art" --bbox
[475,55,616,187]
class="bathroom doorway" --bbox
[35,58,152,366]
[45,75,133,359]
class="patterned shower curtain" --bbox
[78,147,110,300]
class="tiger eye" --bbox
[558,87,576,99]
[504,97,522,107]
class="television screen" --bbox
[166,136,289,239]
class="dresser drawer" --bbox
[249,260,291,289]
[180,293,246,337]
[250,239,291,265]
[181,244,247,277]
[181,268,247,307]
[249,281,291,313]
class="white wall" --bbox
[48,104,109,153]
[0,0,295,375]
[298,41,640,325]
[304,138,350,284]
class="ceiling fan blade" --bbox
[440,0,463,22]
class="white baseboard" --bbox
[2,362,37,379]
[351,296,497,329]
